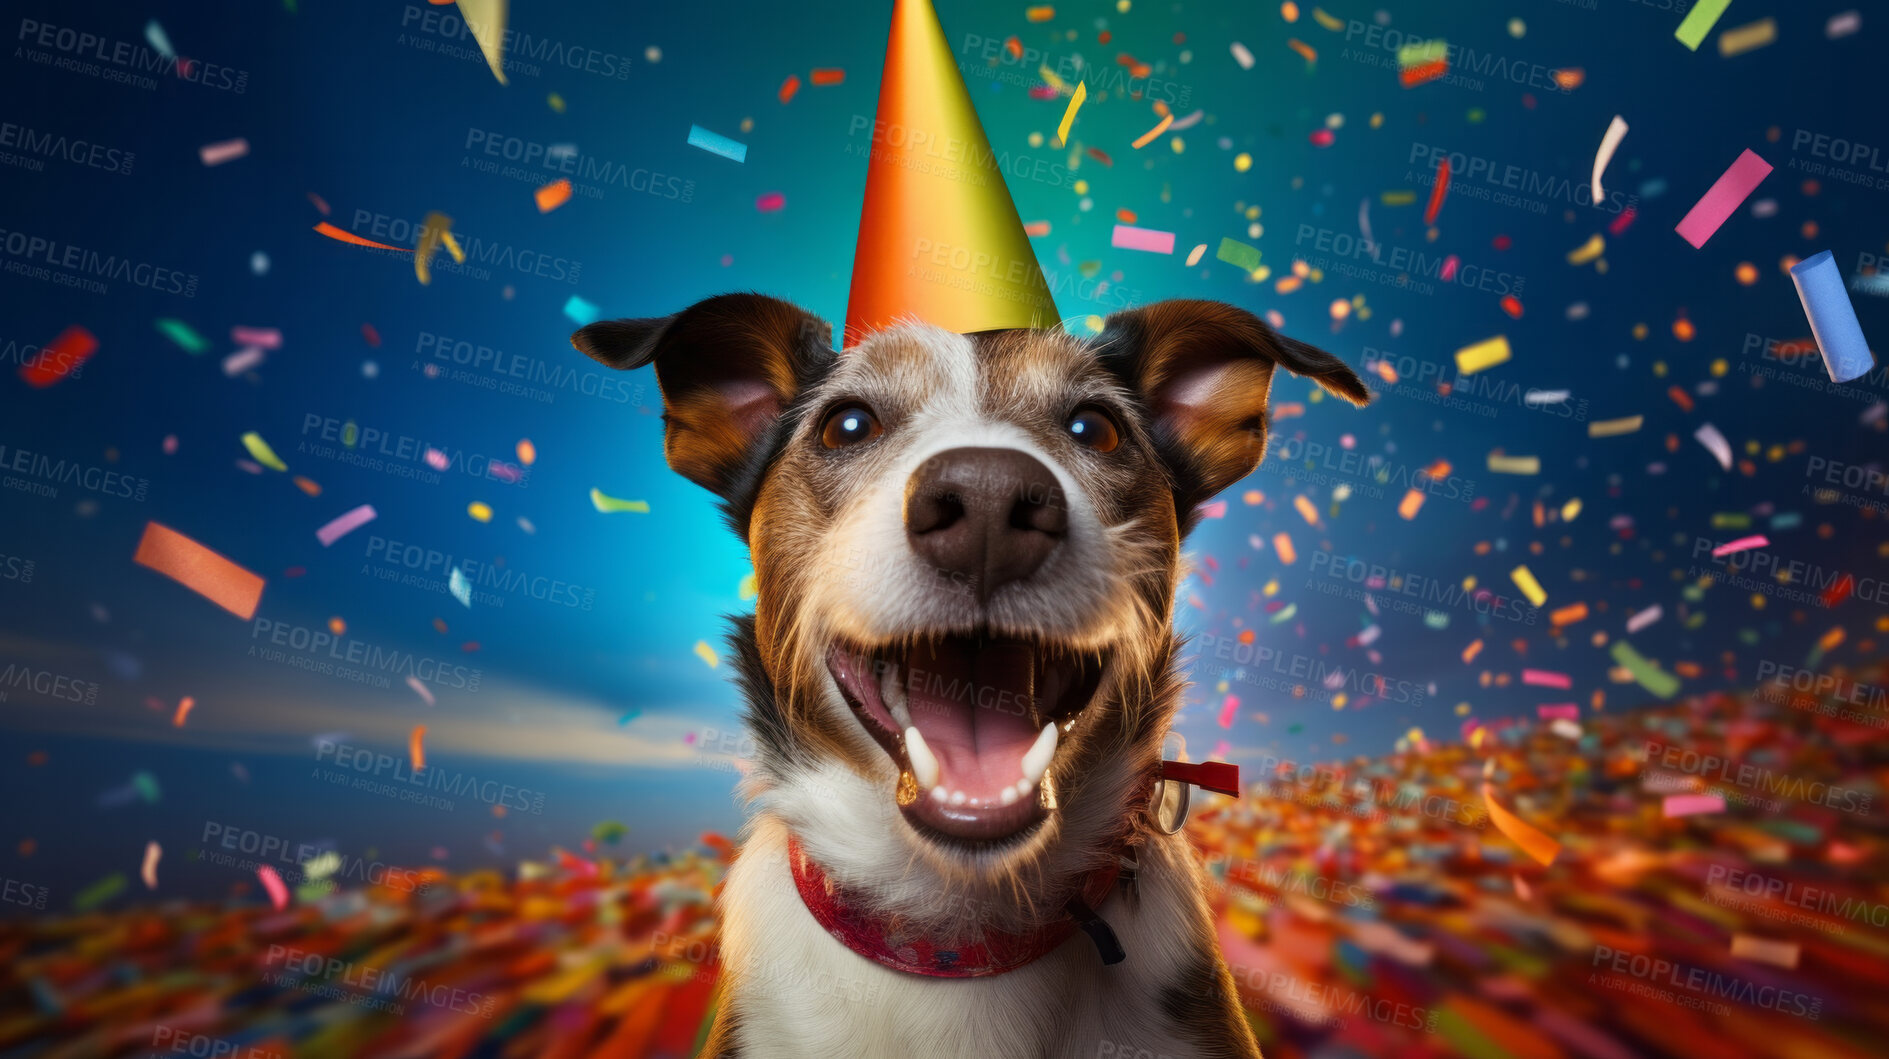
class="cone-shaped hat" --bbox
[845,0,1059,343]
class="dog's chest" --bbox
[717,825,1216,1059]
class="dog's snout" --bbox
[904,447,1067,599]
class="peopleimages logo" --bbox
[249,618,483,692]
[0,119,134,175]
[0,661,99,704]
[1307,550,1538,624]
[0,441,149,501]
[1293,225,1522,296]
[0,226,197,296]
[415,330,642,405]
[298,413,529,487]
[316,739,546,814]
[1642,740,1872,815]
[363,534,598,610]
[348,209,583,283]
[1198,634,1428,705]
[400,6,634,80]
[462,130,693,203]
[1361,347,1591,422]
[15,18,249,93]
[1271,435,1476,501]
[1408,144,1635,215]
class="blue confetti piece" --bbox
[449,566,472,608]
[687,124,748,163]
[564,295,601,326]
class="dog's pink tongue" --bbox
[905,639,1038,802]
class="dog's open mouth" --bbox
[828,637,1108,844]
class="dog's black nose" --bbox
[905,447,1067,601]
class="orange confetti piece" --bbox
[20,326,96,388]
[1005,36,1023,60]
[1272,532,1297,564]
[1293,495,1320,526]
[1462,639,1483,664]
[1286,38,1316,65]
[292,476,321,497]
[778,75,800,103]
[1401,59,1448,86]
[1550,603,1589,626]
[1499,295,1524,318]
[132,522,266,620]
[1131,112,1174,149]
[1023,220,1051,237]
[312,222,410,253]
[810,68,845,86]
[1397,488,1426,520]
[1483,783,1561,866]
[410,725,427,770]
[1667,385,1694,412]
[172,697,194,728]
[517,438,537,465]
[1116,208,1138,223]
[534,179,572,213]
[1025,5,1054,21]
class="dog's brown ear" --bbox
[1096,299,1369,511]
[572,292,835,506]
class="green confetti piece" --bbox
[1674,0,1732,51]
[1270,602,1298,624]
[131,771,161,803]
[1610,640,1680,699]
[155,318,206,354]
[1216,237,1261,271]
[1710,512,1751,529]
[592,821,629,844]
[1396,38,1448,69]
[73,873,127,912]
[241,431,288,472]
[590,488,650,513]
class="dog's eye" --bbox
[1065,408,1121,452]
[820,404,883,448]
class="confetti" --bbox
[18,325,96,388]
[1482,784,1560,866]
[240,432,287,472]
[564,295,601,326]
[1675,149,1771,249]
[1215,237,1261,271]
[313,222,409,253]
[145,20,174,58]
[172,697,194,727]
[414,211,453,285]
[778,75,801,103]
[1826,10,1861,38]
[1588,415,1643,437]
[1487,454,1540,475]
[1610,640,1680,698]
[1198,500,1228,519]
[1711,535,1769,558]
[809,67,845,85]
[535,179,572,212]
[410,725,428,770]
[132,522,266,620]
[198,138,250,166]
[156,319,207,354]
[1272,533,1296,564]
[1537,704,1580,721]
[140,841,161,889]
[1589,115,1629,206]
[316,504,377,546]
[73,873,127,912]
[1522,669,1571,689]
[1131,112,1174,149]
[256,865,289,910]
[1510,565,1547,607]
[590,488,650,513]
[1400,59,1448,87]
[449,567,472,608]
[1566,233,1605,265]
[467,501,493,523]
[1626,604,1663,633]
[1286,39,1316,65]
[1731,936,1801,969]
[230,326,281,349]
[407,674,436,706]
[694,640,719,668]
[1055,81,1087,147]
[1674,0,1733,51]
[1026,5,1055,21]
[1662,793,1725,818]
[1717,18,1776,57]
[1789,250,1875,382]
[1453,335,1511,375]
[1110,224,1175,254]
[1397,489,1425,520]
[1185,243,1208,266]
[1693,422,1733,470]
[455,0,509,83]
[1230,41,1255,69]
[1423,157,1450,225]
[1218,695,1239,728]
[222,348,264,376]
[755,191,786,212]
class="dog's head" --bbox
[574,294,1367,926]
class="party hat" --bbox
[845,0,1058,343]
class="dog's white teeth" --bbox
[882,662,911,728]
[1000,785,1019,806]
[904,727,939,790]
[1014,778,1033,799]
[948,789,967,807]
[1020,723,1058,786]
[930,785,948,803]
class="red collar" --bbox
[785,759,1238,979]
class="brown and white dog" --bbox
[573,295,1369,1058]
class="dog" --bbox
[573,295,1369,1058]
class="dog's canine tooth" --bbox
[1020,722,1058,786]
[999,785,1018,806]
[881,658,911,728]
[904,726,939,790]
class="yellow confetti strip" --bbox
[1454,335,1511,375]
[693,640,719,668]
[1038,64,1066,92]
[415,212,453,286]
[1483,783,1561,866]
[1311,7,1345,31]
[1561,498,1582,521]
[1510,564,1548,607]
[1566,234,1605,265]
[1487,453,1540,475]
[738,572,758,601]
[589,488,650,513]
[1588,415,1644,438]
[1717,17,1777,57]
[241,432,287,472]
[1056,81,1088,147]
[455,0,510,84]
[468,501,493,523]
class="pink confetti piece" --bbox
[1674,149,1772,249]
[1210,738,1230,759]
[162,435,179,455]
[1662,793,1725,818]
[1218,695,1240,728]
[199,138,250,166]
[1438,255,1460,282]
[424,447,449,471]
[1626,605,1663,633]
[1196,500,1227,519]
[256,864,289,909]
[406,674,436,706]
[221,347,264,376]
[1693,422,1733,471]
[1711,535,1769,558]
[755,191,786,212]
[488,461,522,484]
[141,840,161,889]
[1537,703,1580,720]
[230,326,282,349]
[1110,224,1176,254]
[316,504,378,547]
[1522,669,1571,689]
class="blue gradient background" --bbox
[1,0,1883,906]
